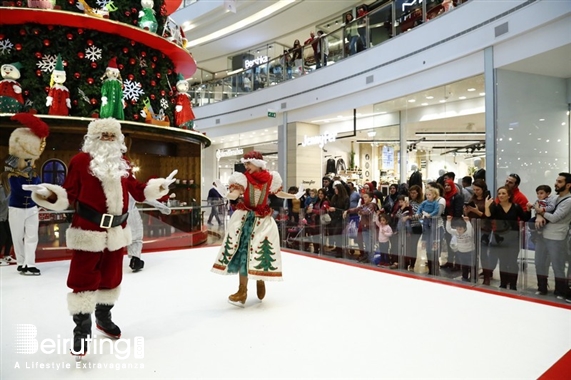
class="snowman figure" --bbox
[138,0,158,33]
[46,54,71,116]
[0,62,24,113]
[174,74,196,130]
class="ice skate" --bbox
[2,256,16,265]
[95,304,121,339]
[71,313,91,360]
[20,266,41,275]
[129,256,144,272]
[228,284,247,307]
[256,280,266,301]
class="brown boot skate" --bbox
[228,284,247,307]
[256,280,266,300]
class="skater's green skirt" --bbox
[227,211,255,277]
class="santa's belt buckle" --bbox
[100,214,114,229]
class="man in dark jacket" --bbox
[207,182,224,225]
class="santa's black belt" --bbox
[76,202,129,229]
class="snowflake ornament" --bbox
[160,98,169,109]
[85,45,102,62]
[123,79,145,101]
[36,54,57,73]
[138,57,147,68]
[0,39,14,55]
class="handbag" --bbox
[346,219,358,238]
[320,213,331,225]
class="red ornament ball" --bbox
[118,64,124,70]
[131,99,137,105]
[24,90,29,96]
[87,40,93,46]
[122,47,129,54]
[132,20,138,26]
[140,69,146,76]
[151,62,156,69]
[91,62,97,69]
[167,69,172,75]
[131,7,137,13]
[128,74,134,81]
[15,44,22,51]
[124,11,130,17]
[36,70,42,77]
[43,39,50,47]
[133,114,139,120]
[78,52,85,59]
[19,29,26,36]
[90,98,97,105]
[73,100,78,106]
[129,58,136,65]
[67,33,74,41]
[33,29,40,35]
[78,28,84,34]
[130,40,136,47]
[44,86,50,93]
[150,80,156,87]
[16,1,22,6]
[168,91,173,96]
[68,0,74,4]
[156,73,161,79]
[35,52,42,59]
[0,34,4,40]
[160,90,166,96]
[74,72,80,79]
[152,56,158,62]
[150,94,156,100]
[47,25,54,31]
[141,51,147,58]
[87,78,94,85]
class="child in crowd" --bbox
[527,185,552,242]
[374,213,393,267]
[304,188,318,209]
[417,187,440,231]
[445,216,475,282]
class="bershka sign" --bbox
[216,148,244,160]
[244,56,269,70]
[300,132,337,148]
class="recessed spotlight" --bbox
[467,88,476,92]
[539,118,545,121]
[426,96,434,99]
[421,103,428,106]
[439,100,446,103]
[459,96,466,100]
[408,99,416,103]
[479,92,485,96]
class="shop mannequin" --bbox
[473,158,485,181]
[408,164,422,188]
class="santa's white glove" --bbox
[46,96,53,107]
[101,96,108,106]
[22,184,52,198]
[160,169,178,191]
[214,179,227,197]
[66,98,71,108]
[175,105,182,112]
[295,185,305,199]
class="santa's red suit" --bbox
[174,92,195,129]
[47,84,70,116]
[32,152,167,310]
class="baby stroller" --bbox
[286,221,305,250]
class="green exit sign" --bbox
[268,111,276,118]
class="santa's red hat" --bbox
[9,113,50,159]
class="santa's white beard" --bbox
[82,138,129,181]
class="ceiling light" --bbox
[408,99,416,103]
[459,96,466,100]
[439,100,446,103]
[186,0,296,47]
[421,103,428,106]
[426,96,434,99]
[367,130,377,137]
[467,88,476,92]
[479,92,485,96]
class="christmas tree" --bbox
[0,1,193,125]
[254,237,278,272]
[218,235,234,266]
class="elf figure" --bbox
[46,55,71,116]
[0,62,24,113]
[100,57,124,120]
[174,74,195,130]
[138,0,158,33]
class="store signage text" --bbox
[301,132,337,148]
[244,56,269,70]
[216,148,244,160]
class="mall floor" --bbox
[1,246,570,379]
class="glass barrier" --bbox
[278,205,569,305]
[189,0,472,105]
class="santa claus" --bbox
[24,118,176,358]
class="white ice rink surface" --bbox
[1,246,570,379]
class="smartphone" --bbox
[405,196,409,202]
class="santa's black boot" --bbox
[95,304,121,339]
[129,257,145,272]
[71,313,92,358]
